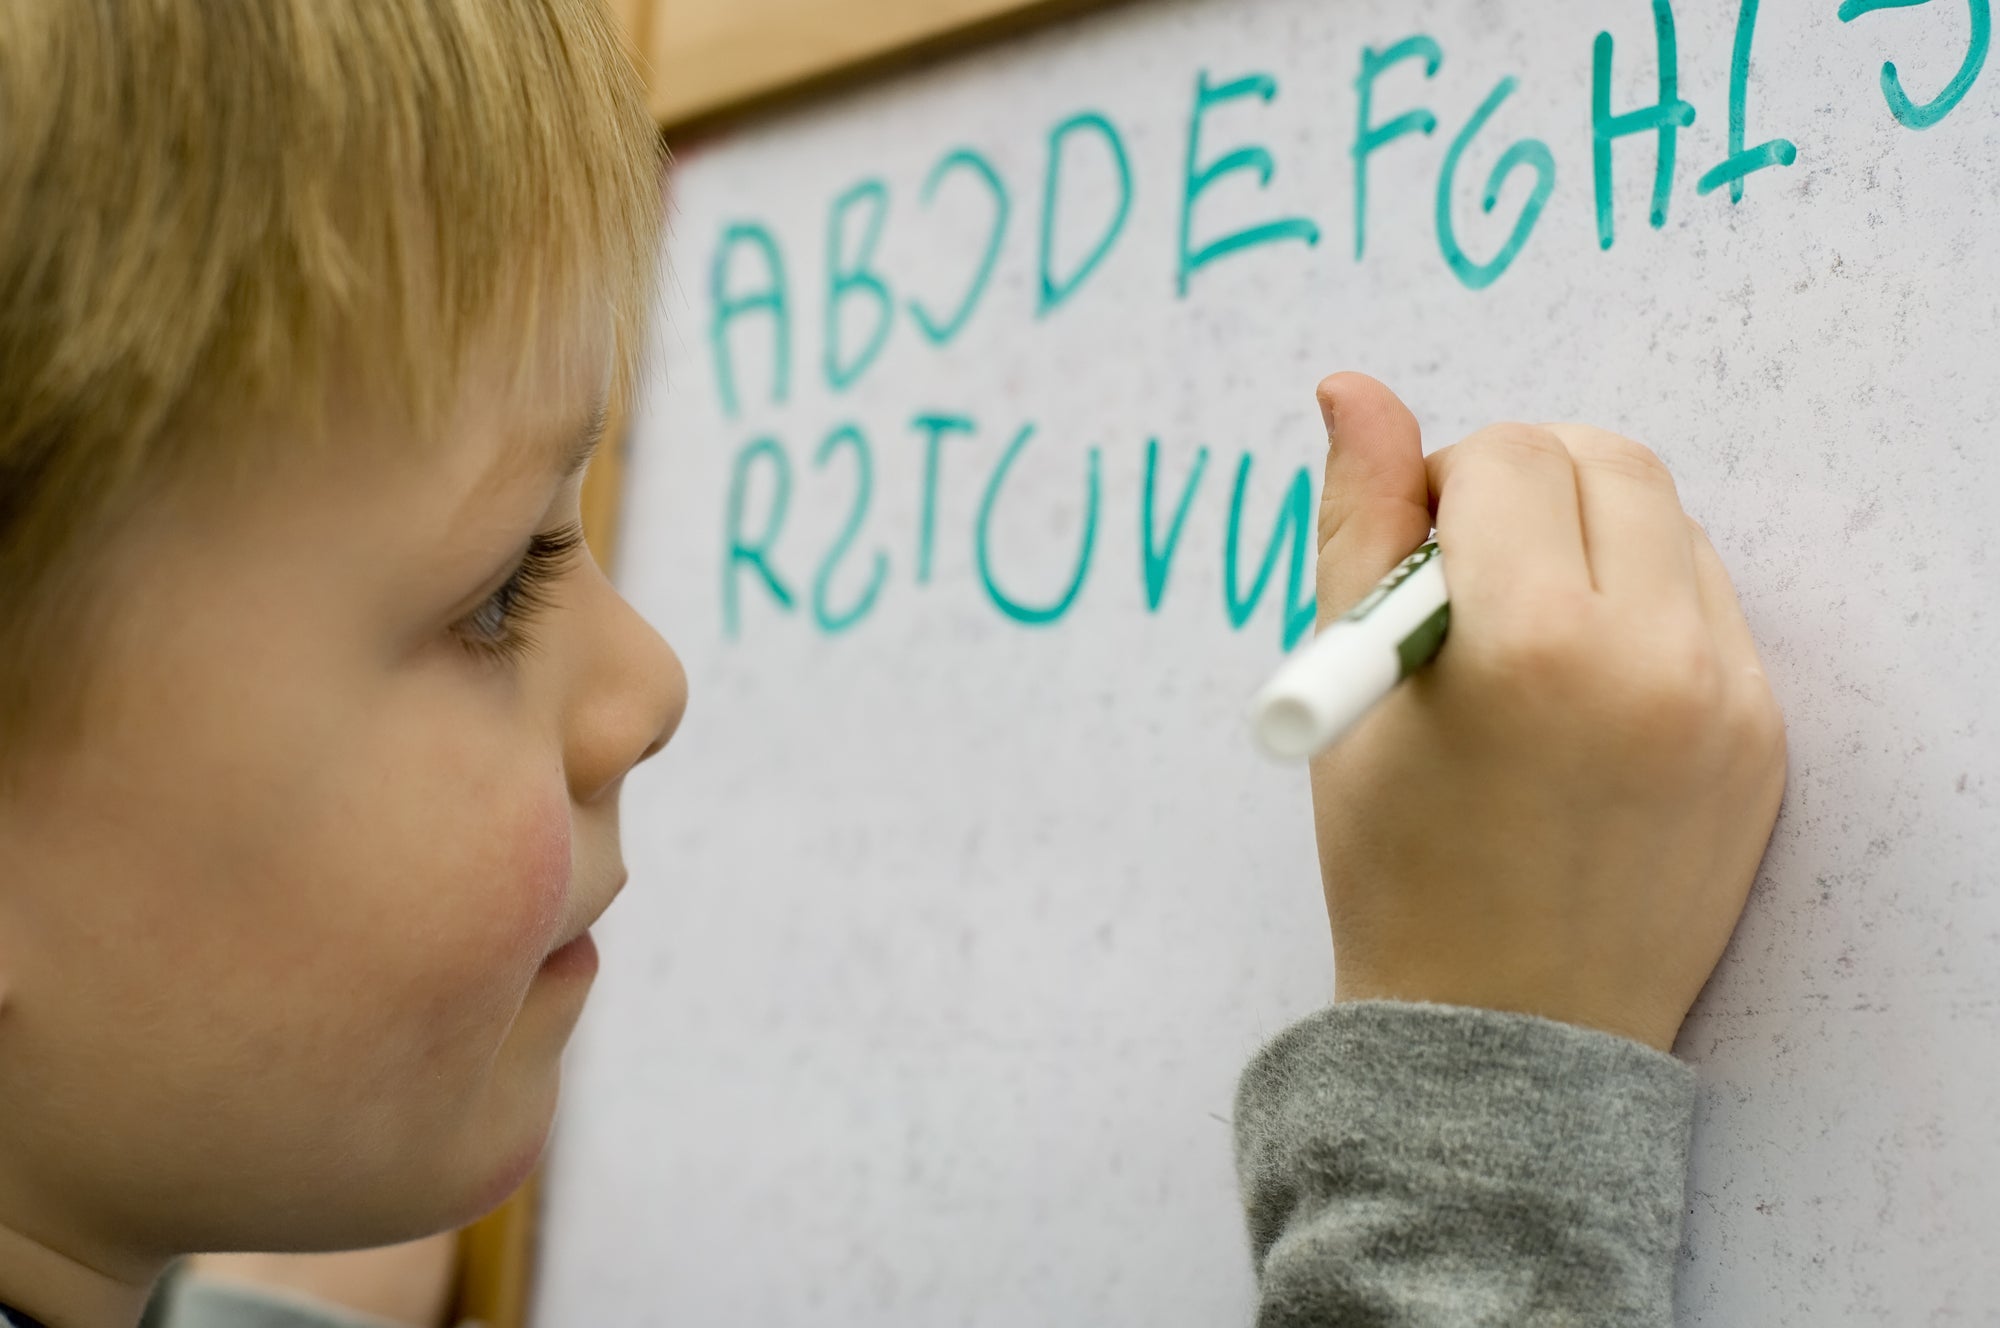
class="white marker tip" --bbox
[1252,695,1323,761]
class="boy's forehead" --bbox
[435,390,610,539]
[209,346,614,563]
[349,318,616,497]
[482,315,618,478]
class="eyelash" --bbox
[452,523,587,663]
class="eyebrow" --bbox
[554,399,611,481]
[460,398,613,523]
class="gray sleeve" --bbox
[1234,1000,1697,1328]
[156,1279,419,1328]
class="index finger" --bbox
[1424,423,1591,610]
[1547,423,1701,611]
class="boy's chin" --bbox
[249,1067,561,1256]
[462,1098,559,1221]
[213,985,578,1254]
[420,1061,564,1236]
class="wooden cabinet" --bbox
[620,0,1119,129]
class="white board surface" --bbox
[537,1,2000,1323]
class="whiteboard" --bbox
[537,1,2000,1323]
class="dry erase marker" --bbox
[1249,541,1450,760]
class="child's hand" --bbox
[1305,374,1786,1053]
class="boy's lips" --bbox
[540,929,598,979]
[547,868,627,959]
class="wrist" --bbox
[1331,973,1682,1054]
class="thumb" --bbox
[1313,372,1433,625]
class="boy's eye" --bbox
[451,523,587,662]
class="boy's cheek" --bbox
[510,784,577,952]
[456,777,571,962]
[181,730,576,1080]
[17,681,584,1155]
[364,774,576,1015]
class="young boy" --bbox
[0,4,1785,1327]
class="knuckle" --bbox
[1733,675,1789,756]
[1544,421,1640,453]
[1565,430,1678,490]
[1461,421,1570,471]
[1623,632,1723,736]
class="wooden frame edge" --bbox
[650,0,1136,139]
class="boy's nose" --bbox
[566,575,688,806]
[635,643,688,768]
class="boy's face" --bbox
[0,330,685,1265]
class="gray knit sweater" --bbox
[1236,1001,1697,1326]
[152,1000,1696,1328]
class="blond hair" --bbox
[0,0,663,751]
